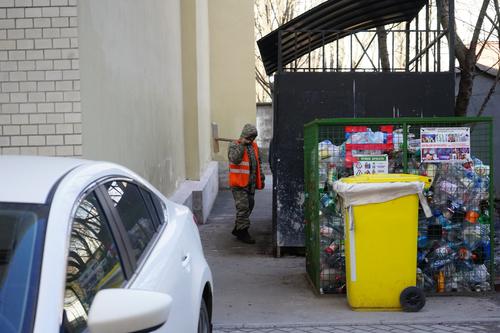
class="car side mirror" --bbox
[87,289,172,333]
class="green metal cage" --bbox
[304,117,494,295]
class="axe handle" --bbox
[215,138,235,142]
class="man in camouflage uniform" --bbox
[228,124,265,244]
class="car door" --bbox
[61,190,129,333]
[99,180,193,332]
[143,187,206,331]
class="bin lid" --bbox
[341,173,432,189]
[333,174,433,214]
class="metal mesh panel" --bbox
[409,121,493,293]
[304,117,494,295]
[304,124,319,290]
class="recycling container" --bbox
[333,174,432,311]
[304,118,495,297]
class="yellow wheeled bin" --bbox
[333,174,432,312]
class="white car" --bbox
[0,156,213,333]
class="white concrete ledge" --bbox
[169,161,219,224]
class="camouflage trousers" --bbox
[231,187,255,230]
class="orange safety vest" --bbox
[229,141,263,190]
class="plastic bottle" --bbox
[320,236,332,250]
[473,157,490,177]
[465,210,480,224]
[437,214,452,229]
[324,242,338,255]
[463,224,482,247]
[423,272,435,290]
[327,163,337,185]
[320,193,334,208]
[469,264,489,284]
[457,247,472,260]
[478,212,490,225]
[319,167,328,187]
[417,268,424,289]
[320,226,334,237]
[442,223,461,232]
[424,188,434,205]
[430,258,453,270]
[319,140,334,160]
[418,235,429,248]
[437,271,445,292]
[433,245,452,258]
[439,181,459,196]
[450,275,459,292]
[331,145,341,163]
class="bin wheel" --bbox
[400,287,425,312]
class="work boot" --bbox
[236,228,256,244]
[231,226,239,237]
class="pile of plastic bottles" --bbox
[317,140,348,293]
[315,128,494,294]
[319,212,345,293]
[346,128,385,144]
[317,131,403,293]
[417,158,492,293]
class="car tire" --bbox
[198,298,211,333]
[400,286,425,312]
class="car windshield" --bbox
[0,203,48,333]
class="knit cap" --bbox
[241,124,258,139]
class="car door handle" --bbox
[181,253,191,268]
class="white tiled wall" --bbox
[0,0,81,156]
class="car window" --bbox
[0,203,47,333]
[63,192,125,333]
[141,188,168,226]
[104,181,156,261]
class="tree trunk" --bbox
[377,26,391,71]
[437,0,491,116]
[455,55,475,116]
[436,0,468,66]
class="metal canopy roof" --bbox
[257,0,427,76]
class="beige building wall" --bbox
[1,0,254,200]
[78,0,185,196]
[181,0,200,180]
[181,0,212,181]
[196,0,212,173]
[208,0,256,161]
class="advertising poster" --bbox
[353,155,389,175]
[420,127,470,163]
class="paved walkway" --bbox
[200,179,500,332]
[214,322,500,333]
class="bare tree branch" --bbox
[255,0,321,101]
[438,0,492,116]
[475,19,496,62]
[255,65,272,98]
[470,0,491,54]
[437,0,469,66]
